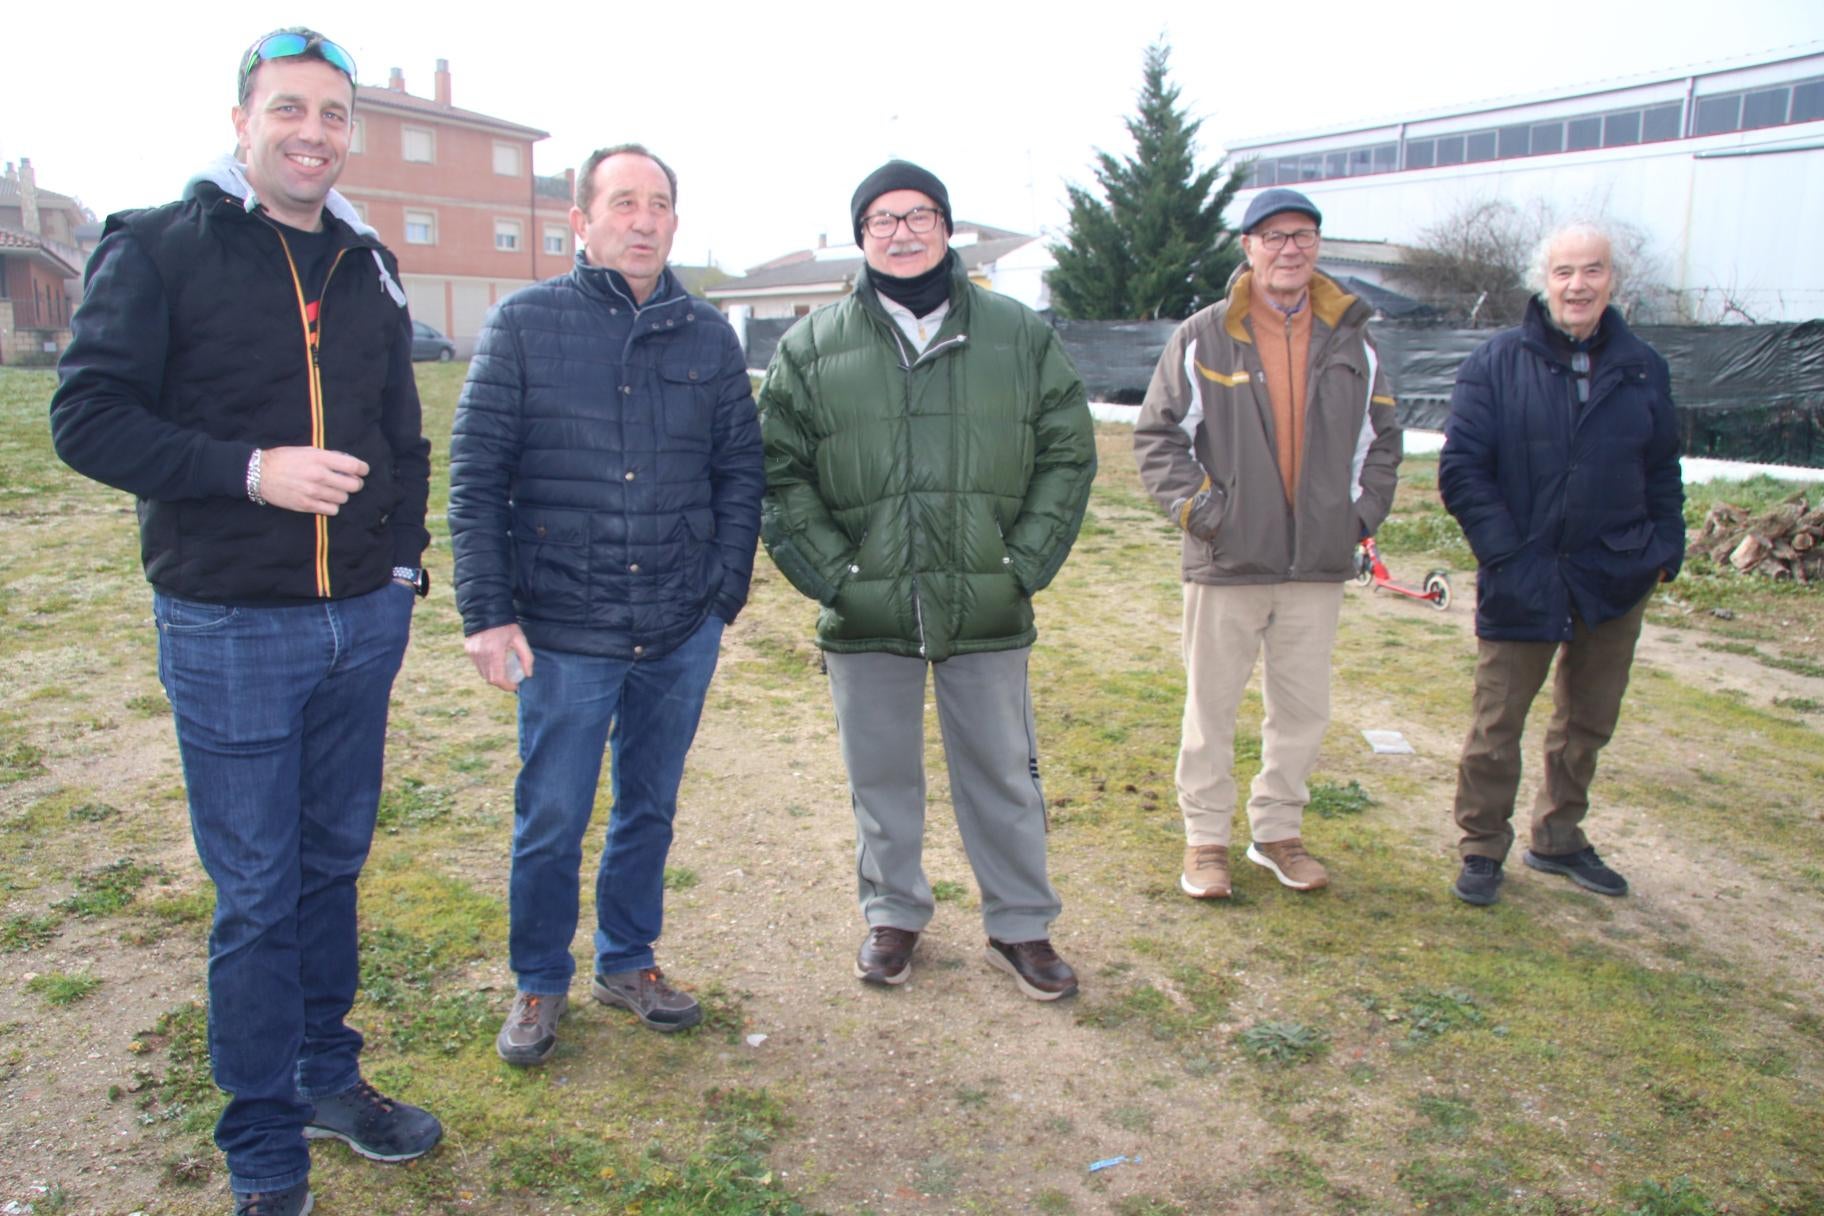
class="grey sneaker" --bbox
[592,966,702,1032]
[496,991,567,1066]
[234,1184,312,1216]
[303,1078,442,1162]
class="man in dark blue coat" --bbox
[1440,221,1685,907]
[448,145,763,1064]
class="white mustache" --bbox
[887,243,926,255]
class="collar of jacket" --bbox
[1520,294,1628,366]
[855,248,969,331]
[184,179,378,253]
[1223,269,1359,344]
[570,255,683,315]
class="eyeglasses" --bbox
[1253,227,1319,251]
[862,207,942,239]
[239,31,358,98]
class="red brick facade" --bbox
[335,63,573,353]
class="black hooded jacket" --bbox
[51,177,431,603]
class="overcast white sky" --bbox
[5,0,1819,271]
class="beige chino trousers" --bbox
[1176,581,1345,847]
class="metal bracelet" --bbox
[246,448,267,506]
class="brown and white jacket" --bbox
[1134,270,1401,585]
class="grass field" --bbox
[2,362,1822,1215]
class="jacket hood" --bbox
[184,155,408,310]
[186,153,378,240]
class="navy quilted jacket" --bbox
[448,260,764,659]
[1439,298,1685,642]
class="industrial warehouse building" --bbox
[1226,44,1824,323]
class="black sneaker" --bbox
[1523,846,1628,896]
[303,1078,443,1162]
[1453,855,1504,906]
[234,1183,312,1216]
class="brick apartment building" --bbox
[337,60,575,355]
[0,159,89,365]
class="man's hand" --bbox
[259,447,369,515]
[464,622,534,692]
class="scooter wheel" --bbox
[1352,545,1373,587]
[1424,572,1452,611]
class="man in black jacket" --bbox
[449,145,763,1067]
[1440,221,1685,907]
[50,29,438,1216]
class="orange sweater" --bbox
[1248,291,1312,505]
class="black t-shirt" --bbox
[268,216,337,301]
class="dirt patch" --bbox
[1341,573,1824,999]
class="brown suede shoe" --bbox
[1181,844,1231,899]
[984,937,1079,1001]
[855,926,918,985]
[1246,836,1329,890]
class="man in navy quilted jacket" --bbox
[1440,220,1685,908]
[448,145,763,1065]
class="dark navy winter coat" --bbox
[1439,298,1685,642]
[448,261,764,660]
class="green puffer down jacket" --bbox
[759,257,1095,661]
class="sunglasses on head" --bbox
[239,31,358,96]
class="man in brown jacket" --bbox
[1135,188,1401,899]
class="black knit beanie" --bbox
[851,160,953,246]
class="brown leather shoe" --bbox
[984,937,1078,1001]
[1246,836,1329,890]
[1181,844,1231,899]
[855,926,918,985]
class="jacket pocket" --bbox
[512,505,590,623]
[660,364,714,445]
[1476,546,1552,633]
[1585,518,1663,617]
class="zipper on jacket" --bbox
[269,220,350,598]
[878,304,967,658]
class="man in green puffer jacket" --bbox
[759,161,1095,1002]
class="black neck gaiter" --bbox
[871,251,954,317]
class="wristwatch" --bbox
[392,566,430,597]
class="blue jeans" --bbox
[154,583,414,1195]
[510,615,724,992]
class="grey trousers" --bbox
[825,648,1061,943]
[1453,591,1652,860]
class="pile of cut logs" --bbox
[1694,492,1824,582]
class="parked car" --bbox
[411,321,457,362]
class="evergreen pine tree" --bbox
[1049,40,1247,320]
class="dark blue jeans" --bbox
[154,583,413,1195]
[510,615,723,993]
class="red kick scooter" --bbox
[1353,535,1452,611]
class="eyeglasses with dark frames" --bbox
[862,207,942,239]
[1253,228,1320,251]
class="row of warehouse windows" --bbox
[1243,75,1824,188]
